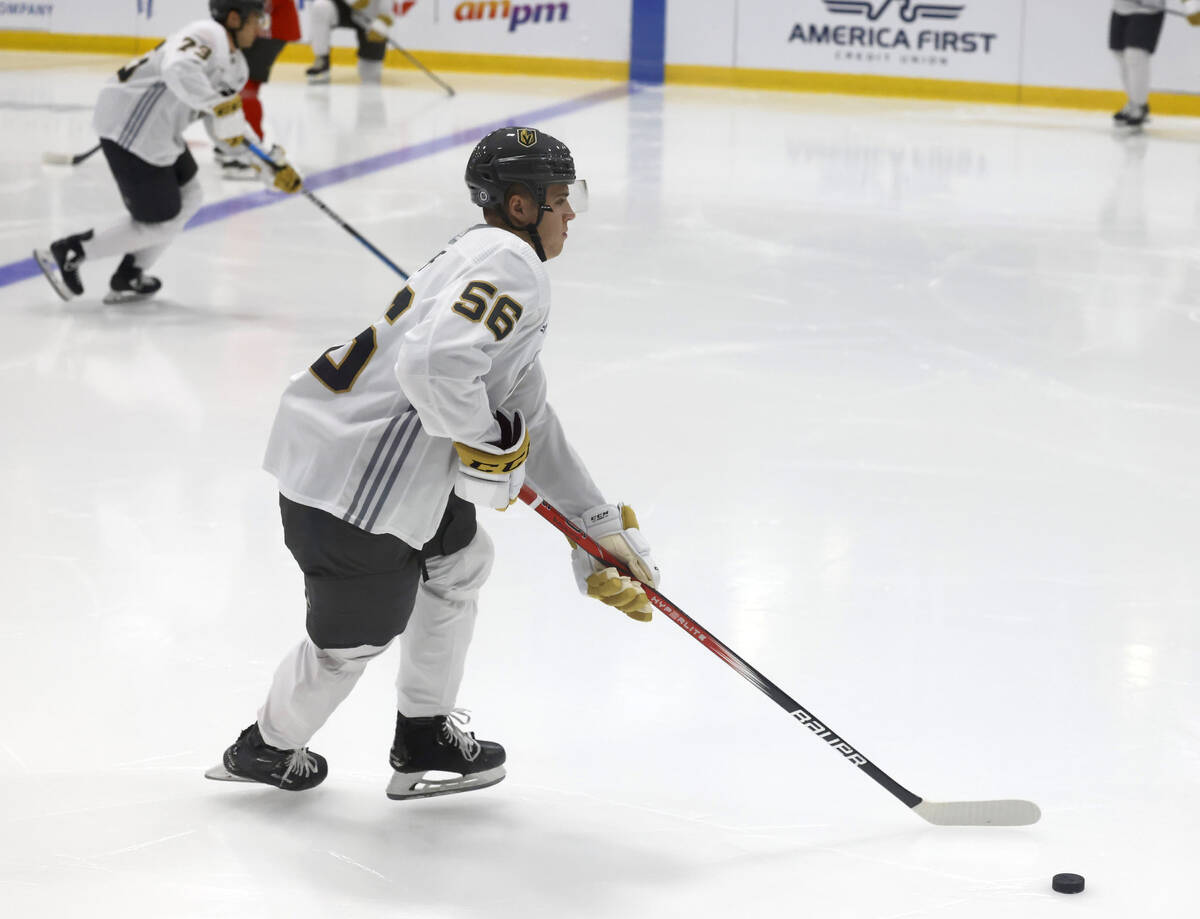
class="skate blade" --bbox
[204,763,257,783]
[33,249,74,302]
[103,289,158,305]
[385,765,505,801]
[307,74,332,85]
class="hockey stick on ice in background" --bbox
[351,12,456,97]
[245,140,410,280]
[42,142,102,166]
[518,485,1042,827]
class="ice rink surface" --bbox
[2,50,1199,917]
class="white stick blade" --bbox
[913,799,1041,826]
[42,152,73,165]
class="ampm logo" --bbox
[823,0,963,23]
[454,1,569,33]
[792,0,995,54]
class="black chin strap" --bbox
[498,206,549,262]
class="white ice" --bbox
[1,52,1199,917]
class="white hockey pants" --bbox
[257,528,494,750]
[82,177,203,271]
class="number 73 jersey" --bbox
[264,226,595,547]
[93,19,248,167]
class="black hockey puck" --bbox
[1052,873,1085,894]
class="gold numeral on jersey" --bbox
[451,280,497,322]
[177,36,212,60]
[385,285,415,324]
[309,327,378,393]
[450,281,524,342]
[117,55,150,82]
[486,296,523,341]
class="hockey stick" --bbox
[42,142,101,166]
[244,140,410,280]
[352,12,456,97]
[518,485,1041,827]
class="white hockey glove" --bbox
[1185,0,1200,25]
[252,143,303,194]
[209,95,248,150]
[365,12,394,42]
[452,410,529,511]
[571,504,660,623]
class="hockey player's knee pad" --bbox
[310,0,337,29]
[316,641,391,674]
[179,178,204,220]
[422,529,494,602]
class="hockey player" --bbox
[217,0,303,178]
[1110,0,1200,129]
[305,0,393,84]
[34,0,303,304]
[207,126,661,799]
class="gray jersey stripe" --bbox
[116,84,157,146]
[118,82,167,147]
[361,416,423,532]
[343,411,408,524]
[351,412,419,529]
[117,83,161,147]
[124,83,168,146]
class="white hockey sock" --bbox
[1125,48,1151,107]
[1113,50,1131,104]
[81,179,203,266]
[357,59,383,83]
[131,244,168,272]
[309,0,336,57]
[257,639,390,749]
[397,530,493,717]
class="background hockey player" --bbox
[218,0,303,178]
[305,0,393,84]
[34,0,303,304]
[207,126,662,799]
[1109,0,1200,128]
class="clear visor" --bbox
[566,178,588,214]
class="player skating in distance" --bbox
[217,0,303,179]
[305,0,393,84]
[1109,0,1200,129]
[34,0,303,305]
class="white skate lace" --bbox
[440,709,481,763]
[281,747,319,781]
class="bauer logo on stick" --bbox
[517,128,538,147]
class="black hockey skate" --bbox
[103,254,162,305]
[33,229,92,301]
[306,55,332,84]
[386,710,506,800]
[205,723,328,791]
[1115,103,1149,131]
[1122,104,1149,130]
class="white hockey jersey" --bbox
[93,19,248,167]
[1113,0,1164,13]
[264,226,605,548]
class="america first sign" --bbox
[737,0,1022,84]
